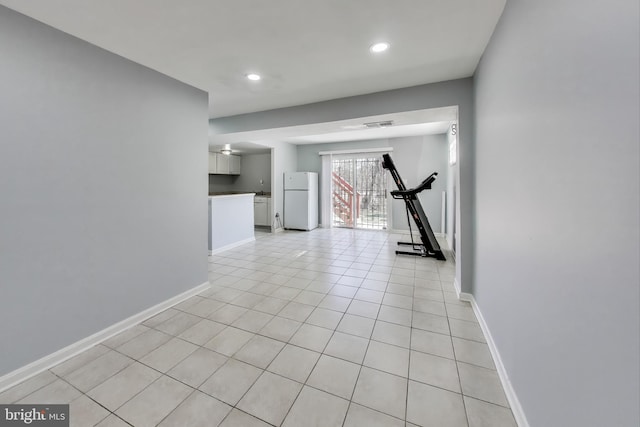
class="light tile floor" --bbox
[0,228,517,427]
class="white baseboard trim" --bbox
[464,294,530,427]
[443,234,455,259]
[448,249,457,262]
[454,278,462,298]
[208,237,255,255]
[458,292,472,302]
[0,281,210,393]
[445,235,454,251]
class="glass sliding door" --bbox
[332,158,356,227]
[331,156,388,230]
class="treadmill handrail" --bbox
[389,172,438,199]
[417,173,438,191]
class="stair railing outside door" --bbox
[332,171,361,227]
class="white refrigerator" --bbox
[284,172,319,231]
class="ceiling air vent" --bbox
[363,120,394,128]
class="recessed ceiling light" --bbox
[246,73,261,81]
[370,42,390,53]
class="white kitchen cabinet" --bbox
[229,155,241,175]
[208,152,218,174]
[209,153,241,175]
[216,153,230,174]
[254,196,271,226]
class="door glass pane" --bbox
[331,156,387,230]
[355,157,387,230]
[332,158,355,227]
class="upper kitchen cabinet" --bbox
[208,152,218,174]
[216,153,229,174]
[208,152,241,175]
[229,155,241,175]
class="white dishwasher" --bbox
[253,196,271,226]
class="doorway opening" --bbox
[331,156,388,230]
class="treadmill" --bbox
[382,153,446,260]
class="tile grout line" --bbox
[444,281,472,427]
[405,260,417,425]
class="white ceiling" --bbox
[0,0,506,119]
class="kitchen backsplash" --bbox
[208,174,238,193]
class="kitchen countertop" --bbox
[208,192,255,199]
[209,192,271,197]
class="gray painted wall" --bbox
[210,79,473,293]
[473,0,639,426]
[233,153,272,194]
[296,136,447,232]
[0,7,209,376]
